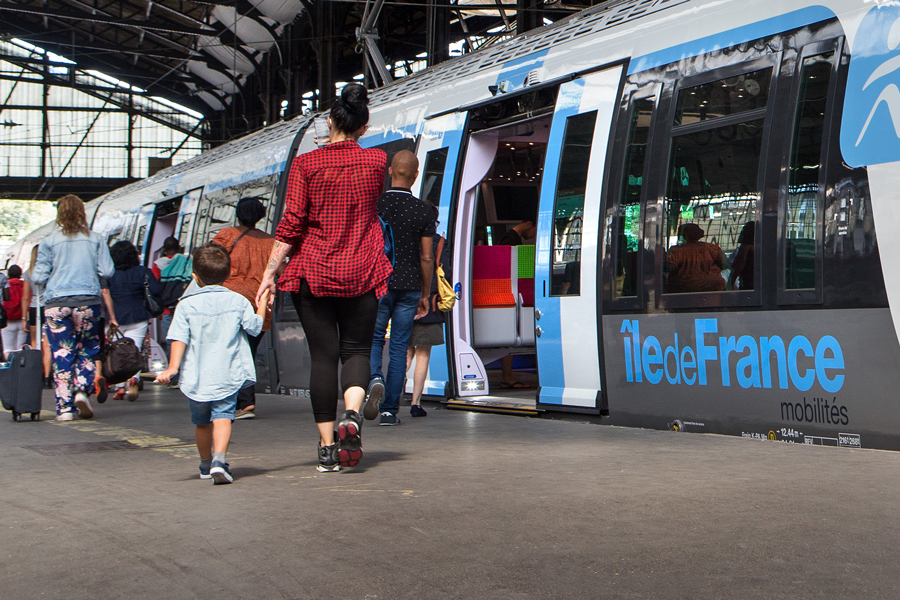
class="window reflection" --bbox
[551,111,597,296]
[614,97,654,298]
[785,52,833,290]
[664,120,764,293]
[675,68,772,126]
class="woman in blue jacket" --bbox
[102,241,162,401]
[32,195,115,421]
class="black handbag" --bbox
[102,325,144,384]
[143,269,164,318]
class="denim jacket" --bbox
[31,229,115,303]
[166,285,263,402]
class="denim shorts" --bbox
[189,391,238,426]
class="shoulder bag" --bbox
[102,325,145,384]
[143,268,165,318]
[434,236,456,312]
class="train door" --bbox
[534,67,622,409]
[411,113,467,397]
[451,104,554,399]
[145,198,183,266]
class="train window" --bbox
[178,214,193,246]
[551,110,597,296]
[194,174,278,246]
[784,51,834,292]
[663,120,763,295]
[136,225,148,248]
[612,96,655,300]
[674,68,772,126]
[421,147,449,206]
[370,138,417,189]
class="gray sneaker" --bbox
[379,411,401,426]
[363,377,385,421]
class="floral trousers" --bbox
[44,305,102,415]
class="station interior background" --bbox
[0,0,605,249]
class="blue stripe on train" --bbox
[534,79,586,404]
[628,6,836,75]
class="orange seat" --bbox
[472,278,515,308]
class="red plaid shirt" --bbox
[276,140,392,297]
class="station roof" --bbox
[0,0,598,120]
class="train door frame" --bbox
[533,65,623,411]
[172,188,203,253]
[411,113,468,398]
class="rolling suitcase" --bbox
[0,293,44,422]
[0,346,44,421]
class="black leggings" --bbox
[292,280,378,423]
[237,330,264,410]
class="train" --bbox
[6,0,900,449]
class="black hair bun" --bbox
[341,83,369,113]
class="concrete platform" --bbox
[2,385,899,599]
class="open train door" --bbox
[412,113,467,398]
[534,66,622,410]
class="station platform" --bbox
[2,385,898,599]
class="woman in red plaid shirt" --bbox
[257,84,392,473]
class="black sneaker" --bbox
[336,409,363,467]
[42,376,53,389]
[410,404,427,417]
[317,441,341,473]
[379,411,401,426]
[363,377,384,420]
[95,377,108,404]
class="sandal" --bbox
[113,388,127,401]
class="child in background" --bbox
[155,243,269,485]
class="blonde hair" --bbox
[56,194,89,237]
[28,244,39,275]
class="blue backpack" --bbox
[379,215,395,267]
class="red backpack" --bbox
[3,279,23,321]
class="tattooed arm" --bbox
[256,240,291,308]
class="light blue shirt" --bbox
[167,285,263,402]
[32,228,114,302]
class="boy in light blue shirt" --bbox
[156,243,269,484]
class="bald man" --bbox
[365,150,436,425]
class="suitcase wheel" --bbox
[31,413,39,421]
[11,411,19,422]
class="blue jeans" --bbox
[160,313,174,356]
[370,290,420,415]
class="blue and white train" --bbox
[8,0,900,449]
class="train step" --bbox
[443,397,543,417]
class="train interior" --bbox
[468,117,549,399]
[146,198,181,266]
[144,198,181,367]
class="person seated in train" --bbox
[498,219,537,246]
[727,221,755,291]
[664,223,728,294]
[368,150,436,426]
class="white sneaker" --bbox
[55,412,74,422]
[74,392,94,419]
